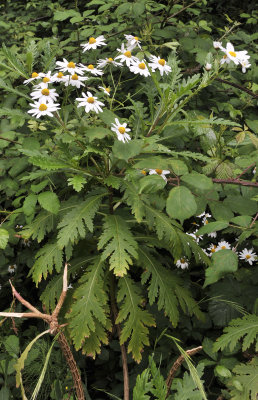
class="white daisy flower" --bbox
[149,169,170,182]
[76,91,104,114]
[81,35,106,52]
[115,43,139,67]
[205,63,212,71]
[111,118,131,143]
[220,54,231,65]
[217,240,231,251]
[98,86,111,96]
[240,59,251,73]
[30,85,59,103]
[176,258,189,269]
[148,55,171,76]
[23,72,43,85]
[38,71,55,85]
[56,58,84,75]
[52,71,66,83]
[28,101,60,118]
[63,74,88,88]
[213,41,224,50]
[81,64,103,76]
[208,231,217,238]
[239,248,257,265]
[97,57,122,68]
[207,244,218,256]
[124,34,142,50]
[8,264,17,274]
[224,43,249,65]
[129,59,150,77]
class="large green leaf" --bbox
[166,186,197,221]
[204,250,238,287]
[0,228,9,249]
[181,172,214,193]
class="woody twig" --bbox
[0,264,85,400]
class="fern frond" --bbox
[57,193,105,248]
[230,357,258,400]
[30,243,63,285]
[213,314,258,353]
[81,315,111,359]
[21,211,55,242]
[121,181,146,222]
[2,43,28,78]
[98,215,138,276]
[116,276,156,363]
[68,257,108,352]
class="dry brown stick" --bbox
[212,178,258,187]
[165,346,203,398]
[215,77,258,99]
[236,163,256,179]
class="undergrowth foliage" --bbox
[0,0,258,399]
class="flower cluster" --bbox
[213,41,251,73]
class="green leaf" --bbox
[0,388,10,400]
[31,243,63,284]
[0,78,31,100]
[0,228,9,249]
[215,365,232,378]
[121,180,146,222]
[98,215,138,276]
[231,357,258,400]
[99,109,117,125]
[139,175,166,193]
[69,257,108,353]
[174,363,206,400]
[169,159,188,175]
[224,195,257,216]
[4,335,19,357]
[112,139,143,161]
[27,155,72,171]
[57,193,105,248]
[230,215,252,227]
[67,175,86,192]
[209,202,234,221]
[116,276,155,363]
[204,250,238,287]
[86,127,111,142]
[196,221,229,236]
[166,186,197,221]
[181,172,214,193]
[2,43,28,78]
[132,2,145,16]
[53,10,80,21]
[23,193,38,216]
[21,211,55,242]
[38,191,60,214]
[213,314,258,353]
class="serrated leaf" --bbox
[68,257,108,351]
[67,175,86,192]
[204,250,238,287]
[121,180,146,222]
[2,43,28,78]
[231,358,258,400]
[57,193,105,248]
[116,276,155,363]
[28,155,72,171]
[166,186,197,221]
[21,211,55,242]
[0,78,31,100]
[30,243,63,284]
[98,215,138,276]
[0,228,9,249]
[23,193,38,216]
[38,191,60,214]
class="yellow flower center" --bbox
[221,246,226,249]
[180,258,185,263]
[211,246,216,253]
[89,37,96,44]
[71,74,78,80]
[57,72,64,78]
[158,59,166,66]
[108,58,113,62]
[138,62,146,70]
[124,51,131,58]
[32,72,38,78]
[43,77,50,83]
[155,169,163,175]
[223,55,227,59]
[141,170,147,175]
[41,88,50,96]
[87,97,95,104]
[118,126,125,134]
[134,36,138,41]
[67,61,75,68]
[87,64,94,70]
[39,104,47,111]
[229,51,236,57]
[245,254,251,259]
[205,220,209,224]
[105,87,111,93]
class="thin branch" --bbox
[236,163,256,179]
[166,346,203,398]
[215,78,258,99]
[166,0,201,22]
[212,178,258,187]
[0,135,20,144]
[10,280,42,315]
[52,263,68,320]
[250,212,258,229]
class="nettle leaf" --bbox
[21,211,55,242]
[67,175,86,192]
[139,247,203,325]
[166,186,197,222]
[0,228,9,249]
[213,314,258,353]
[204,250,238,287]
[116,276,155,363]
[57,193,105,248]
[38,191,60,214]
[98,215,138,277]
[31,243,63,285]
[196,221,229,236]
[68,257,108,353]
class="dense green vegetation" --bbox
[0,0,257,399]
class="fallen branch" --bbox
[165,346,203,398]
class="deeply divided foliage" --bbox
[0,0,257,398]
